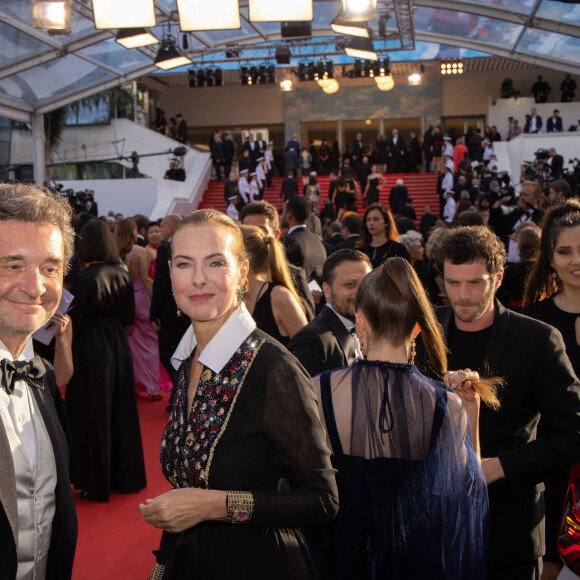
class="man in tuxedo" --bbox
[389,178,409,214]
[548,147,564,178]
[388,128,405,173]
[241,200,315,321]
[84,190,98,216]
[288,249,371,377]
[176,113,188,144]
[0,183,77,579]
[329,214,362,253]
[351,132,364,170]
[209,129,223,181]
[417,226,580,580]
[282,195,327,284]
[222,132,235,178]
[255,132,266,158]
[150,213,191,393]
[489,180,544,263]
[279,170,299,201]
[322,222,344,254]
[523,108,542,134]
[546,109,563,133]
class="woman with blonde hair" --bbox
[310,257,494,579]
[139,209,338,579]
[241,224,308,345]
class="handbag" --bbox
[558,466,580,575]
[149,531,177,580]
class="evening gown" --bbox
[252,282,289,347]
[309,360,488,580]
[360,240,411,269]
[522,296,580,564]
[66,263,147,502]
[126,245,160,396]
[159,315,338,579]
[366,176,380,205]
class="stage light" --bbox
[408,73,421,84]
[345,37,377,61]
[331,15,370,38]
[154,36,191,70]
[280,79,293,91]
[441,59,464,75]
[341,0,377,22]
[321,79,340,94]
[177,0,240,31]
[375,75,394,91]
[92,0,156,29]
[249,0,313,22]
[115,28,158,48]
[31,0,72,30]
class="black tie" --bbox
[1,357,46,395]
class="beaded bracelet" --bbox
[225,490,254,524]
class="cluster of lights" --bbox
[240,64,276,86]
[297,60,334,82]
[441,59,464,75]
[188,68,223,88]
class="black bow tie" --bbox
[1,357,46,395]
[348,327,357,335]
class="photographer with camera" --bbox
[489,180,544,264]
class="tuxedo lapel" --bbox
[0,419,17,544]
[481,300,510,377]
[319,307,355,361]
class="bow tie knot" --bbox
[1,357,46,395]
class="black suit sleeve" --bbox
[288,327,327,378]
[499,325,580,487]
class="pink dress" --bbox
[126,245,160,396]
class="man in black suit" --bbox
[150,213,191,389]
[388,128,405,173]
[84,190,98,216]
[282,195,327,284]
[176,113,188,143]
[134,214,150,247]
[489,180,544,264]
[329,213,362,253]
[279,170,299,201]
[289,249,371,377]
[417,226,580,580]
[0,184,77,579]
[322,222,344,254]
[351,132,364,170]
[548,147,564,178]
[389,178,409,214]
[241,201,315,321]
[209,129,223,182]
[283,146,299,176]
[222,132,235,177]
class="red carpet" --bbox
[71,393,172,579]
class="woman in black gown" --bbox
[363,164,386,207]
[310,257,491,580]
[139,209,338,580]
[241,224,307,346]
[522,199,580,579]
[66,219,146,502]
[357,203,411,268]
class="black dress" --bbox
[252,282,289,347]
[309,361,488,580]
[159,328,338,579]
[360,240,411,269]
[366,176,380,206]
[522,296,580,563]
[66,263,146,502]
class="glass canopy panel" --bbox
[0,22,55,68]
[423,0,533,16]
[79,38,153,73]
[0,54,116,107]
[413,7,523,50]
[156,0,177,11]
[201,15,261,44]
[536,0,580,26]
[0,0,35,21]
[517,29,580,67]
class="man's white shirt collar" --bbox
[288,225,306,235]
[171,305,257,373]
[0,338,34,363]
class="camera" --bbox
[534,149,549,161]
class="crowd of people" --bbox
[2,110,580,580]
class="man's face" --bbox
[443,260,502,325]
[393,129,398,138]
[518,185,538,210]
[323,260,371,323]
[242,214,278,239]
[356,133,362,141]
[0,221,64,355]
[548,187,565,203]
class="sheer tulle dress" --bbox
[310,359,488,580]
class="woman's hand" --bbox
[139,488,227,533]
[444,369,480,402]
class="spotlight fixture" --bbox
[154,35,191,70]
[321,79,339,94]
[115,28,158,48]
[344,36,377,61]
[375,75,394,91]
[340,0,377,22]
[92,0,156,29]
[188,67,224,87]
[177,0,240,31]
[331,14,371,38]
[249,0,313,22]
[441,59,464,75]
[31,0,72,30]
[280,79,293,91]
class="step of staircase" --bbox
[198,173,441,224]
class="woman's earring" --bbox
[552,271,558,279]
[409,338,416,365]
[237,288,244,308]
[177,306,182,317]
